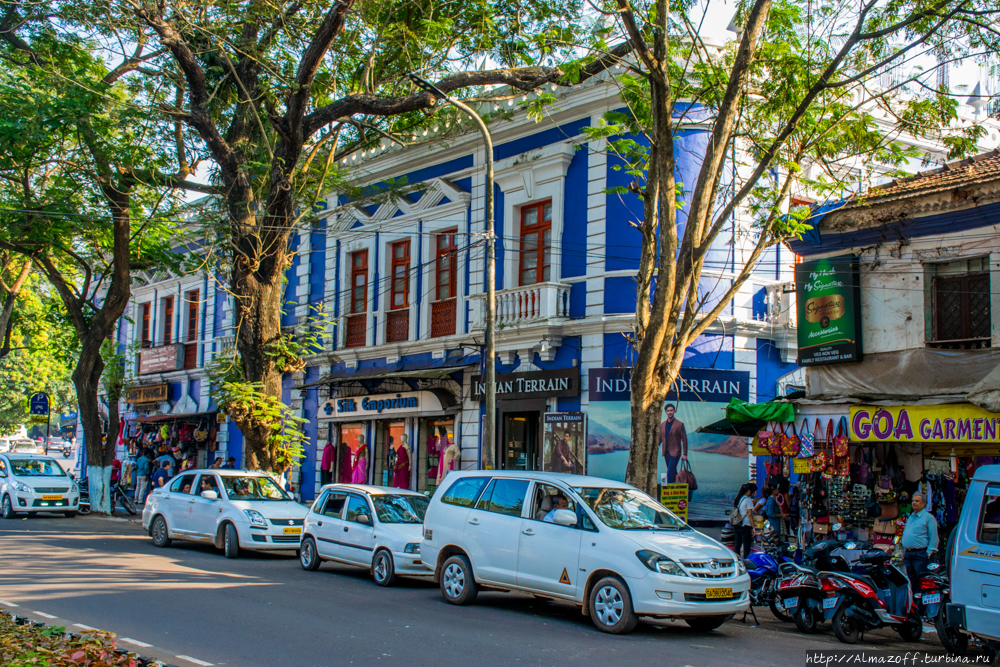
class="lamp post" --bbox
[407,74,496,470]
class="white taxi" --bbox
[299,484,431,585]
[422,471,750,634]
[0,454,80,518]
[142,469,308,558]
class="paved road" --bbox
[0,515,957,667]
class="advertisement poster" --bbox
[542,412,586,474]
[795,256,863,366]
[587,367,750,522]
[660,484,689,521]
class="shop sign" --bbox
[471,368,579,401]
[589,367,749,402]
[660,484,689,520]
[124,384,169,404]
[139,344,184,375]
[850,404,1000,443]
[320,390,443,418]
[795,256,863,366]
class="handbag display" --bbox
[767,424,785,456]
[781,423,801,457]
[675,459,697,492]
[852,447,869,484]
[873,518,897,535]
[813,522,831,535]
[758,426,777,454]
[194,420,209,442]
[797,418,815,458]
[833,416,849,458]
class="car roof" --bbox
[440,469,634,489]
[3,454,59,462]
[179,469,276,477]
[319,483,426,496]
[973,464,1000,483]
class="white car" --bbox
[299,484,431,586]
[0,454,81,518]
[10,440,45,455]
[142,469,309,558]
[421,470,751,634]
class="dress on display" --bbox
[438,443,460,484]
[352,446,369,484]
[339,443,353,483]
[393,446,411,490]
[426,435,440,480]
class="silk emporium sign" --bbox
[795,256,863,366]
[319,390,444,418]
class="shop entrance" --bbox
[338,423,367,484]
[374,421,407,488]
[503,412,539,471]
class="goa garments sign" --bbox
[850,405,1000,443]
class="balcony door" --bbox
[431,230,457,338]
[519,201,552,286]
[346,250,368,348]
[386,240,410,343]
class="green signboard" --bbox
[795,256,863,366]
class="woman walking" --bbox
[731,483,758,559]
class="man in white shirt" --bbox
[543,495,570,522]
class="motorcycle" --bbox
[75,478,136,516]
[61,444,71,459]
[744,543,797,622]
[916,565,968,655]
[823,549,923,644]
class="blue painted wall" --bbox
[756,338,796,401]
[301,365,320,500]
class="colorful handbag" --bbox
[766,424,785,456]
[836,456,850,477]
[833,416,849,458]
[757,426,776,453]
[781,423,801,457]
[809,449,827,472]
[797,418,815,458]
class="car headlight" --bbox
[244,510,267,527]
[13,481,32,494]
[404,543,420,554]
[636,550,687,577]
[736,559,746,576]
[71,480,79,493]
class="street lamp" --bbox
[407,73,497,470]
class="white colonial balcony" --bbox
[470,281,571,331]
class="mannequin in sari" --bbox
[351,435,369,484]
[393,435,411,489]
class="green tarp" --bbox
[725,398,795,424]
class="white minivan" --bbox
[421,470,750,634]
[945,464,1000,663]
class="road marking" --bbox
[177,655,214,666]
[33,611,57,619]
[120,638,153,648]
[73,623,95,630]
[0,600,19,607]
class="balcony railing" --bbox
[345,314,367,348]
[431,299,456,338]
[386,309,410,343]
[471,282,570,330]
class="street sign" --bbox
[31,415,49,424]
[29,392,50,417]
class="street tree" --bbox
[0,27,206,510]
[583,0,1000,493]
[91,0,632,471]
[0,252,34,362]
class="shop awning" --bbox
[725,398,795,424]
[696,417,765,437]
[301,358,478,388]
[135,411,216,423]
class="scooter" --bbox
[744,543,797,622]
[61,443,71,459]
[917,565,968,655]
[824,549,923,644]
[75,478,136,516]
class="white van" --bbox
[421,470,750,634]
[946,464,1000,662]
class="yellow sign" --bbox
[660,483,689,521]
[850,404,1000,443]
[31,415,48,424]
[792,458,812,474]
[559,568,572,585]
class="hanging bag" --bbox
[833,416,850,458]
[781,422,801,457]
[194,420,209,442]
[757,423,776,454]
[767,423,785,456]
[797,418,815,458]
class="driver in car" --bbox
[543,495,569,523]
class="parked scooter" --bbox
[744,543,797,621]
[823,549,923,644]
[75,478,136,516]
[916,564,968,655]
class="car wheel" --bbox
[440,555,478,606]
[151,516,171,547]
[63,512,77,518]
[832,605,861,644]
[2,495,16,519]
[300,537,321,571]
[223,523,240,559]
[685,615,729,632]
[588,576,639,634]
[373,549,397,587]
[793,604,819,634]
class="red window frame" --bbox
[140,303,151,346]
[186,290,199,342]
[163,296,174,344]
[519,201,552,286]
[351,250,369,315]
[389,241,410,310]
[435,230,457,301]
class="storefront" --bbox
[318,389,459,494]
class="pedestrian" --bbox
[901,492,938,593]
[151,459,172,489]
[222,456,236,470]
[210,457,224,469]
[658,404,688,484]
[762,486,786,544]
[320,439,335,486]
[731,483,758,559]
[135,448,152,504]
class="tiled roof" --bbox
[840,149,1000,210]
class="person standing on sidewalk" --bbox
[901,493,938,591]
[732,483,758,559]
[135,449,152,504]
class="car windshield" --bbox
[220,475,290,501]
[576,487,688,531]
[10,458,66,477]
[13,441,38,451]
[371,494,429,524]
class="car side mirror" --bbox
[356,514,371,525]
[201,490,218,500]
[553,509,578,526]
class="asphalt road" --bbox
[0,514,961,667]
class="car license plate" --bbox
[785,597,798,610]
[42,495,62,501]
[823,597,837,609]
[283,527,302,534]
[923,593,940,605]
[705,587,732,599]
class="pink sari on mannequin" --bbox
[351,445,369,484]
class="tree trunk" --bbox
[75,331,113,513]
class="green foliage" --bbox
[99,339,139,404]
[0,614,141,666]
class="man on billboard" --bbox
[659,404,688,484]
